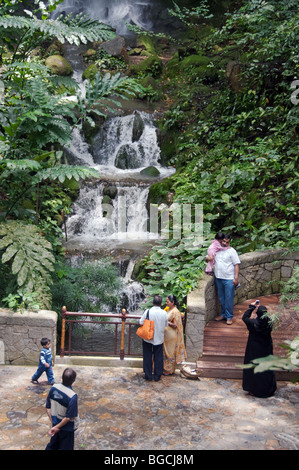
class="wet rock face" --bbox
[115,144,140,169]
[52,0,180,36]
[0,310,57,366]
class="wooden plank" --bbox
[197,295,298,380]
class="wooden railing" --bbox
[60,306,142,360]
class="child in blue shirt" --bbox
[31,337,54,385]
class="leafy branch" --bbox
[0,220,56,308]
[0,13,116,61]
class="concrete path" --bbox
[0,364,298,451]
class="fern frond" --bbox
[0,14,115,45]
[0,221,55,308]
[32,164,100,184]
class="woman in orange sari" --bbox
[163,295,187,375]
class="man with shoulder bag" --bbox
[139,295,168,382]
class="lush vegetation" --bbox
[139,0,299,307]
[0,0,142,310]
[0,0,298,318]
[51,260,123,313]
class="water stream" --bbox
[53,0,175,35]
[65,112,175,256]
[57,1,177,353]
[61,52,175,325]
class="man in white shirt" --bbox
[139,295,168,381]
[213,234,240,325]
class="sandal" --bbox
[226,319,233,325]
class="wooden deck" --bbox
[196,295,299,380]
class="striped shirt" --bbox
[46,383,79,432]
[40,347,52,366]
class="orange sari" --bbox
[163,307,187,374]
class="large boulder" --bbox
[132,112,145,142]
[115,145,140,169]
[99,36,129,62]
[140,166,160,178]
[45,55,73,76]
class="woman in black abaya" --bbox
[242,302,277,398]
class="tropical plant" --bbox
[0,220,55,308]
[241,335,299,380]
[76,71,143,129]
[51,260,123,314]
[142,215,213,310]
[0,156,100,219]
[280,266,299,306]
[0,0,143,310]
[0,1,116,62]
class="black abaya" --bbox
[242,305,276,398]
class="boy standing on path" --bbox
[31,337,54,385]
[45,368,79,450]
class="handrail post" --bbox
[60,306,67,358]
[120,309,127,360]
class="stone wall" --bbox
[0,309,57,365]
[185,249,298,361]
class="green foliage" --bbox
[77,72,143,128]
[168,1,213,26]
[0,61,77,157]
[240,335,299,376]
[0,156,99,220]
[142,220,212,310]
[279,266,299,307]
[0,220,55,308]
[165,0,299,252]
[0,11,115,61]
[2,291,40,312]
[140,0,299,303]
[94,48,127,72]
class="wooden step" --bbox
[197,295,299,380]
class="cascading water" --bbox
[55,1,178,354]
[65,112,174,315]
[65,180,152,248]
[63,110,174,353]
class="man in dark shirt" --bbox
[45,368,79,450]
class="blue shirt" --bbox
[40,347,52,367]
[46,383,79,432]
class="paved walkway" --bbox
[0,364,298,451]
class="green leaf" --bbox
[1,244,18,263]
[221,193,230,204]
[11,250,25,275]
[0,221,55,308]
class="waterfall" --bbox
[64,110,175,313]
[92,112,160,169]
[65,182,152,246]
[59,24,176,315]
